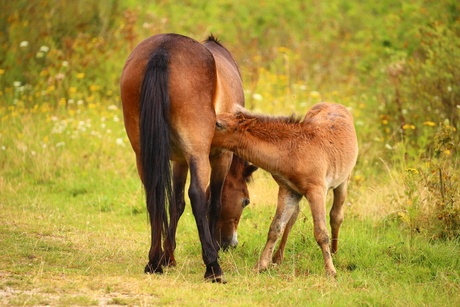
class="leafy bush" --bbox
[380,23,460,160]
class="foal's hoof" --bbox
[326,269,337,279]
[204,261,227,284]
[144,262,163,274]
[254,261,269,273]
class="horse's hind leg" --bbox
[188,155,224,283]
[208,150,233,251]
[256,185,301,272]
[134,153,164,274]
[306,185,336,277]
[330,180,348,254]
[163,162,189,267]
[272,204,300,265]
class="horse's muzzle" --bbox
[221,232,238,251]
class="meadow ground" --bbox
[1,105,459,306]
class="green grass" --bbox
[3,180,459,305]
[1,112,459,305]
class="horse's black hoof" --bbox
[204,261,226,284]
[144,262,163,274]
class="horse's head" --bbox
[217,154,258,250]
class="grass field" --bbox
[1,0,460,306]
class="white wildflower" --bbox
[116,138,125,147]
[40,45,50,53]
[252,93,263,101]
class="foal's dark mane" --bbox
[235,109,304,125]
[230,108,307,144]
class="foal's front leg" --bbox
[272,204,300,265]
[255,185,301,272]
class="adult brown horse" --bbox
[212,102,358,277]
[120,33,256,283]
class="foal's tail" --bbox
[140,49,172,267]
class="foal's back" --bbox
[300,102,358,189]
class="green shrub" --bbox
[380,23,460,160]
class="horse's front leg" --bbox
[306,185,336,277]
[255,185,301,272]
[163,162,188,267]
[208,150,233,251]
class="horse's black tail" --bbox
[140,49,172,271]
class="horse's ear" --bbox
[244,164,258,180]
[216,120,224,130]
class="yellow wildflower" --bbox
[89,85,101,92]
[402,124,415,130]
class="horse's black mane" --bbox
[206,34,224,47]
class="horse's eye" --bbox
[242,198,250,208]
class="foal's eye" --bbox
[216,121,223,130]
[242,198,250,208]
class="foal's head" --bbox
[218,154,258,250]
[214,109,303,148]
[213,110,256,147]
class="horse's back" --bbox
[203,36,244,113]
[121,33,217,112]
[120,34,219,159]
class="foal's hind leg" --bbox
[256,185,301,272]
[163,162,189,267]
[330,180,348,254]
[272,204,300,265]
[306,185,336,277]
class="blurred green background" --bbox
[1,1,459,305]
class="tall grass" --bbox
[1,0,460,305]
